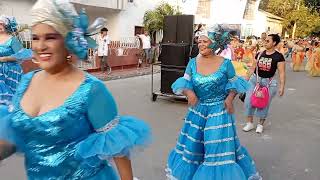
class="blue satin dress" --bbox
[0,70,151,179]
[0,36,32,105]
[166,58,262,180]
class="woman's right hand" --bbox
[184,90,198,106]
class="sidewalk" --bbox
[90,64,160,81]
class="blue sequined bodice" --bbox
[8,72,109,179]
[0,37,15,57]
[190,60,229,103]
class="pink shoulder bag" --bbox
[250,52,273,109]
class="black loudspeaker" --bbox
[163,15,194,44]
[158,43,190,66]
[160,67,185,94]
[163,16,178,43]
[177,15,194,44]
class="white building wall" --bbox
[253,11,268,36]
[241,11,283,38]
[210,0,247,25]
[0,0,33,25]
[71,0,128,10]
[72,4,121,40]
[78,0,165,39]
[185,0,247,25]
[117,0,159,38]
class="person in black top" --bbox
[243,34,286,134]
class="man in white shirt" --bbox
[96,27,111,73]
[138,31,152,64]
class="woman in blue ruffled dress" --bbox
[0,15,32,105]
[166,26,262,180]
[0,0,151,179]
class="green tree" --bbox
[283,5,320,37]
[259,0,320,37]
[143,2,181,40]
[259,0,269,10]
[265,0,296,17]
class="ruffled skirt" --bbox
[166,101,262,180]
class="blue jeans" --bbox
[285,48,292,59]
[244,75,278,119]
[144,48,152,63]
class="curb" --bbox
[94,69,160,81]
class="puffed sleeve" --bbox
[9,37,32,62]
[171,58,195,95]
[75,80,151,166]
[0,105,15,144]
[225,59,249,94]
[0,105,24,153]
[0,73,35,152]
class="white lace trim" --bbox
[228,76,238,82]
[203,160,235,166]
[0,93,13,97]
[237,146,242,152]
[8,69,22,75]
[184,119,204,131]
[183,73,191,81]
[204,137,236,145]
[237,154,246,160]
[207,110,227,119]
[95,116,120,132]
[176,142,186,149]
[185,118,234,132]
[176,148,236,159]
[180,132,203,143]
[175,148,203,156]
[199,100,224,106]
[248,172,263,180]
[188,108,226,120]
[204,123,235,131]
[165,167,178,180]
[8,104,14,112]
[5,77,19,84]
[0,100,10,106]
[182,156,201,164]
[204,152,235,158]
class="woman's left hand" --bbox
[278,87,284,97]
[224,98,234,114]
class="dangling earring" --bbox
[66,55,72,63]
[31,58,40,64]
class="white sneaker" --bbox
[256,124,264,133]
[243,122,254,132]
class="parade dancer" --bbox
[0,15,32,105]
[308,41,320,76]
[292,41,305,71]
[166,26,262,180]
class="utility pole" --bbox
[292,0,301,39]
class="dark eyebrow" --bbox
[32,33,61,37]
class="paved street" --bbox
[1,63,320,180]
